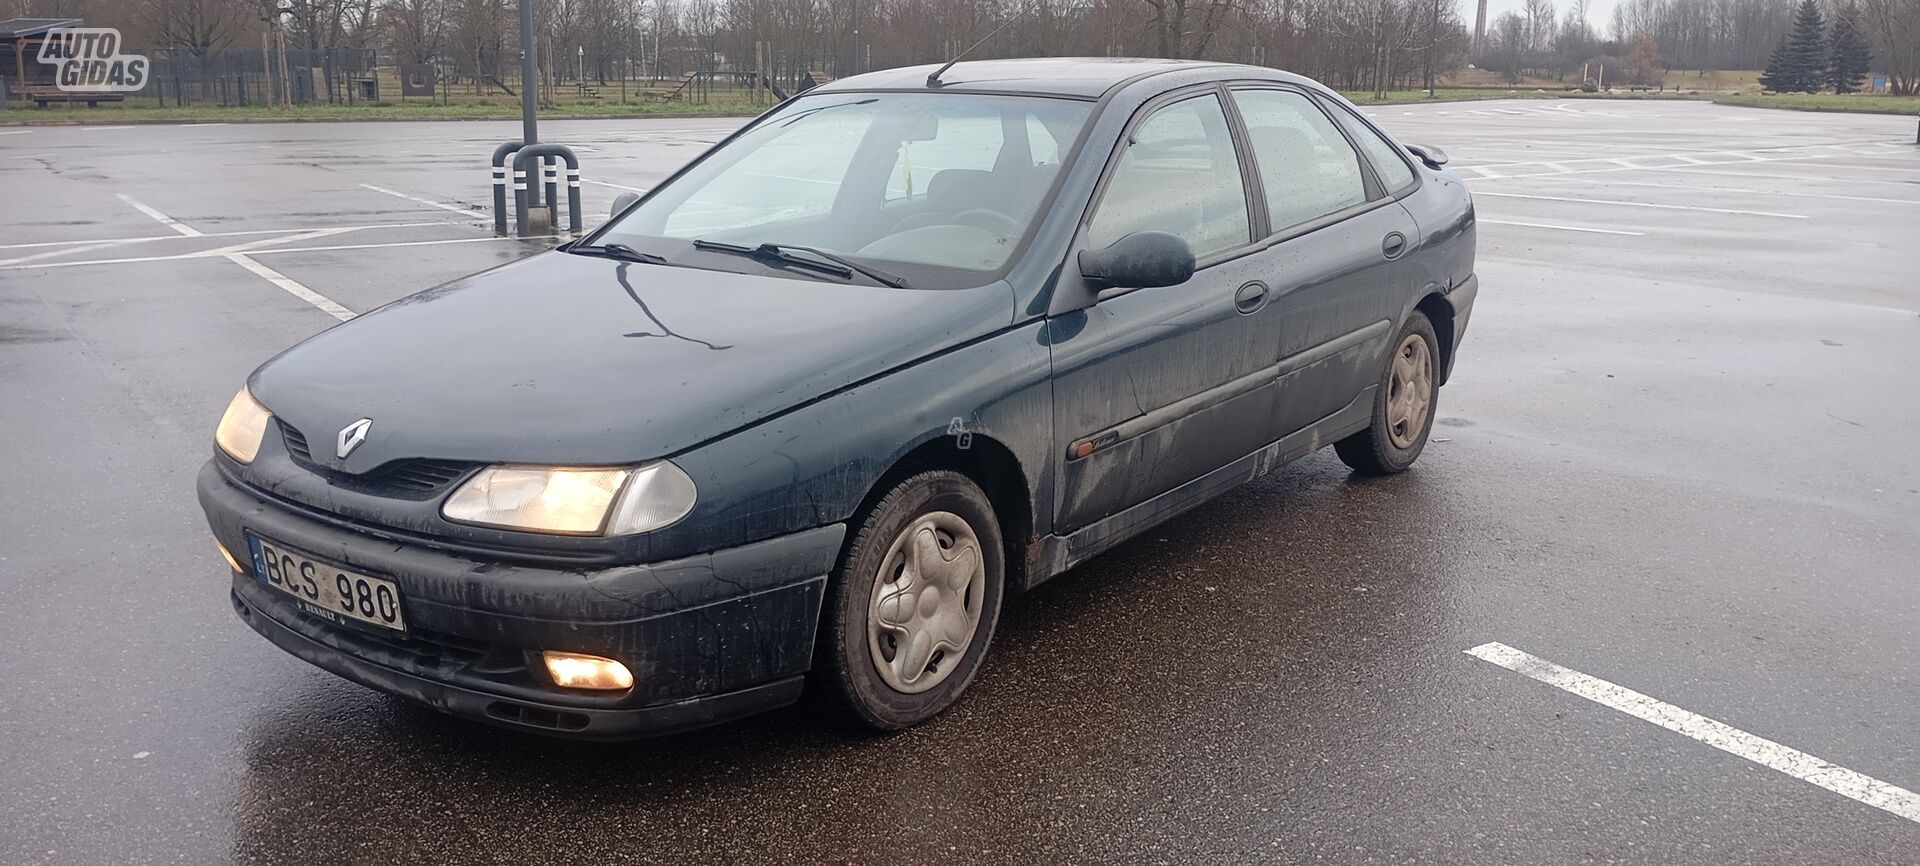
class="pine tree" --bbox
[1760,0,1828,93]
[1827,1,1874,94]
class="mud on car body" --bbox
[199,57,1477,739]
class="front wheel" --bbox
[1335,313,1440,475]
[815,470,1005,730]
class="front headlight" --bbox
[441,461,697,536]
[214,387,273,464]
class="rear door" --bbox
[1226,86,1421,435]
[1047,88,1279,533]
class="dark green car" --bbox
[199,58,1477,739]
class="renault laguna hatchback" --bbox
[199,58,1477,739]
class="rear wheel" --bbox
[815,470,1004,730]
[1335,313,1439,475]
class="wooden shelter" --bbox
[1,17,126,106]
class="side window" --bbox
[885,113,1002,201]
[1327,101,1416,192]
[1229,89,1368,232]
[1086,93,1250,258]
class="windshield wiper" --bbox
[568,242,672,265]
[691,239,910,288]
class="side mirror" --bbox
[1404,143,1449,169]
[1079,231,1195,293]
[610,191,640,219]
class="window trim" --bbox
[1226,81,1382,213]
[1310,91,1423,200]
[1076,83,1264,273]
[1215,82,1411,252]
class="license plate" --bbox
[246,534,408,633]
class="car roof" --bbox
[811,57,1297,99]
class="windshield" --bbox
[591,92,1093,290]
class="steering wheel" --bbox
[951,208,1020,236]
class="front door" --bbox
[1048,89,1278,534]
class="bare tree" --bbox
[1858,0,1918,93]
[140,0,250,55]
[1142,0,1240,58]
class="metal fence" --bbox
[123,47,380,108]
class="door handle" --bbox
[1382,232,1408,259]
[1234,281,1269,314]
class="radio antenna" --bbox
[926,6,1030,87]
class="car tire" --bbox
[815,470,1005,731]
[1335,312,1440,476]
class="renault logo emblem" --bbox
[337,418,372,459]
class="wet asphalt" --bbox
[2,101,1917,864]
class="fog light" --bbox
[217,541,247,575]
[542,651,633,690]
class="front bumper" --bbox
[199,460,845,740]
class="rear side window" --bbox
[1228,89,1368,232]
[1086,93,1250,258]
[1326,102,1417,193]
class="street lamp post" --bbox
[1426,0,1440,97]
[850,0,861,76]
[518,0,540,209]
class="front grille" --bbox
[381,459,476,492]
[279,423,479,499]
[351,624,493,667]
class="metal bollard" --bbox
[565,165,582,232]
[511,144,583,236]
[543,157,559,220]
[489,140,523,235]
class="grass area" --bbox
[0,98,772,125]
[1713,92,1920,115]
[1443,67,1765,92]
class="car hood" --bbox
[250,251,1016,472]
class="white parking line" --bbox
[1478,218,1644,236]
[0,235,542,272]
[117,193,356,320]
[1530,175,1920,207]
[0,240,139,267]
[197,226,360,257]
[225,254,356,321]
[1654,165,1920,188]
[358,183,487,216]
[584,179,650,193]
[116,194,201,236]
[0,222,453,252]
[0,129,35,136]
[1472,191,1807,219]
[1466,642,1920,826]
